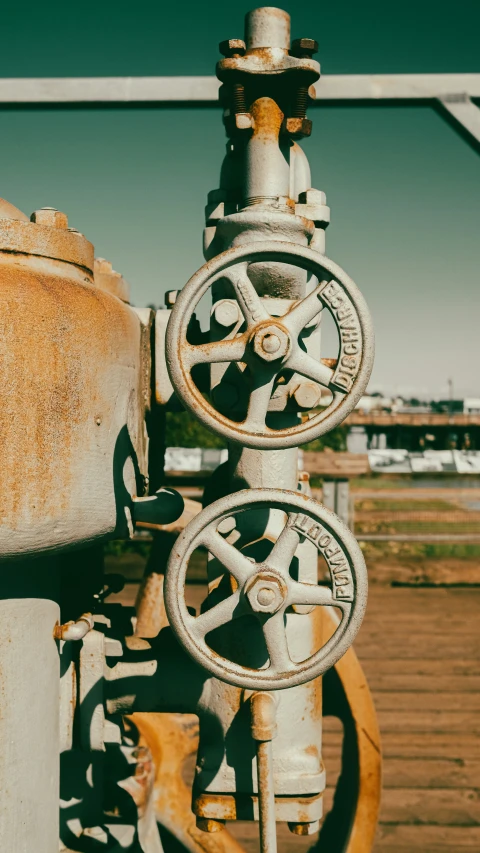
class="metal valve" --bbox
[164,488,367,691]
[166,241,374,449]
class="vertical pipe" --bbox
[0,560,60,853]
[245,7,291,49]
[256,740,277,853]
[243,98,290,204]
[251,692,278,853]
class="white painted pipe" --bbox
[245,7,291,50]
[0,595,60,851]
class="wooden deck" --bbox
[111,575,480,852]
[226,586,480,852]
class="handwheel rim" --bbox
[165,489,368,691]
[165,241,375,450]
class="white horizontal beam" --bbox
[0,74,479,104]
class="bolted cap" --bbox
[30,207,68,229]
[219,38,246,57]
[291,37,318,57]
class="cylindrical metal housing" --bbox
[245,7,291,49]
[0,562,60,852]
[0,210,151,559]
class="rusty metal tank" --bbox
[0,200,151,559]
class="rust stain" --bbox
[0,246,143,529]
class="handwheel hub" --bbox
[251,322,291,363]
[245,571,288,614]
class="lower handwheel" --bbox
[165,489,368,691]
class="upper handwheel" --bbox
[166,241,374,450]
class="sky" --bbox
[1,0,479,399]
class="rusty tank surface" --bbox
[0,201,151,559]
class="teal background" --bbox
[1,1,479,398]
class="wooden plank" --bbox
[359,658,479,677]
[369,692,480,711]
[321,755,480,789]
[358,673,480,692]
[363,563,480,584]
[322,732,480,759]
[303,451,370,477]
[374,824,480,851]
[322,785,480,826]
[380,758,480,789]
[325,710,480,733]
[354,639,480,659]
[360,615,480,631]
[379,787,480,826]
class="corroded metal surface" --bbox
[94,256,131,303]
[0,215,152,558]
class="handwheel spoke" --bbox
[287,349,335,390]
[262,611,295,672]
[226,264,270,328]
[267,516,300,574]
[242,372,276,432]
[201,528,257,585]
[191,591,243,638]
[185,335,248,367]
[288,580,334,607]
[283,280,329,334]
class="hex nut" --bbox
[285,117,312,138]
[95,257,113,273]
[30,207,68,229]
[291,38,319,57]
[288,820,320,836]
[298,189,327,205]
[219,39,246,57]
[292,382,322,410]
[165,290,178,308]
[252,323,291,363]
[213,299,240,327]
[245,573,287,614]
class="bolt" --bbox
[196,818,226,833]
[219,39,246,57]
[245,573,287,614]
[257,587,276,607]
[213,299,240,328]
[165,290,178,309]
[232,83,247,113]
[252,323,290,363]
[292,86,309,119]
[285,117,312,138]
[290,38,319,58]
[30,207,68,229]
[292,382,322,410]
[288,820,320,836]
[262,333,281,354]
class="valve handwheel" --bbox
[165,489,368,691]
[166,241,374,449]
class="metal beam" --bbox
[437,94,480,147]
[0,74,479,104]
